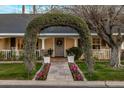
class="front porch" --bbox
[0,36,113,60]
[0,36,79,60]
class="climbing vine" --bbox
[24,13,94,74]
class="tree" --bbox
[34,5,65,14]
[65,5,124,68]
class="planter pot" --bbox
[67,56,75,63]
[43,56,50,63]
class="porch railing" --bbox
[80,49,111,60]
[0,49,111,60]
[92,49,111,60]
[0,49,44,60]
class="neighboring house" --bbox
[0,14,124,60]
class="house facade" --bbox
[0,14,124,60]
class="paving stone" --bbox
[47,61,73,81]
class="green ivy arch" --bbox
[24,13,94,74]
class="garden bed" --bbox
[35,63,51,80]
[68,63,84,81]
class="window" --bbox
[92,37,101,49]
[10,38,16,49]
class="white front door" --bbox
[55,38,64,57]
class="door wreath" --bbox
[56,39,63,47]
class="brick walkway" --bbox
[47,59,73,81]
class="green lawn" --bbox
[0,63,41,80]
[76,61,124,81]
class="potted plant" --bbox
[66,49,75,63]
[43,53,50,63]
[48,48,53,57]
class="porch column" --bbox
[121,42,124,49]
[39,37,46,49]
[41,38,45,49]
[53,38,55,57]
[74,38,78,47]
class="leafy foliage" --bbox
[0,52,4,60]
[66,47,83,60]
[24,13,93,74]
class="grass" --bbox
[0,63,41,80]
[76,60,124,81]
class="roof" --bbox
[0,14,37,33]
[41,26,78,33]
[0,14,78,34]
[0,14,123,37]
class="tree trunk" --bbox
[110,46,121,68]
[24,58,35,74]
[86,56,94,75]
[84,44,94,75]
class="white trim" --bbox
[0,33,124,36]
[0,33,24,36]
[0,33,79,36]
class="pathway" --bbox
[47,58,73,81]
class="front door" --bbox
[55,38,64,57]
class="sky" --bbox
[0,5,32,13]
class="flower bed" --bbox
[68,63,83,81]
[35,63,51,80]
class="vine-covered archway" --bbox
[24,13,94,74]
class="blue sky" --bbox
[0,5,32,13]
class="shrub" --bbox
[18,53,24,61]
[11,51,17,61]
[66,47,83,60]
[0,52,4,60]
[47,48,53,57]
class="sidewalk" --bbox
[0,80,124,88]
